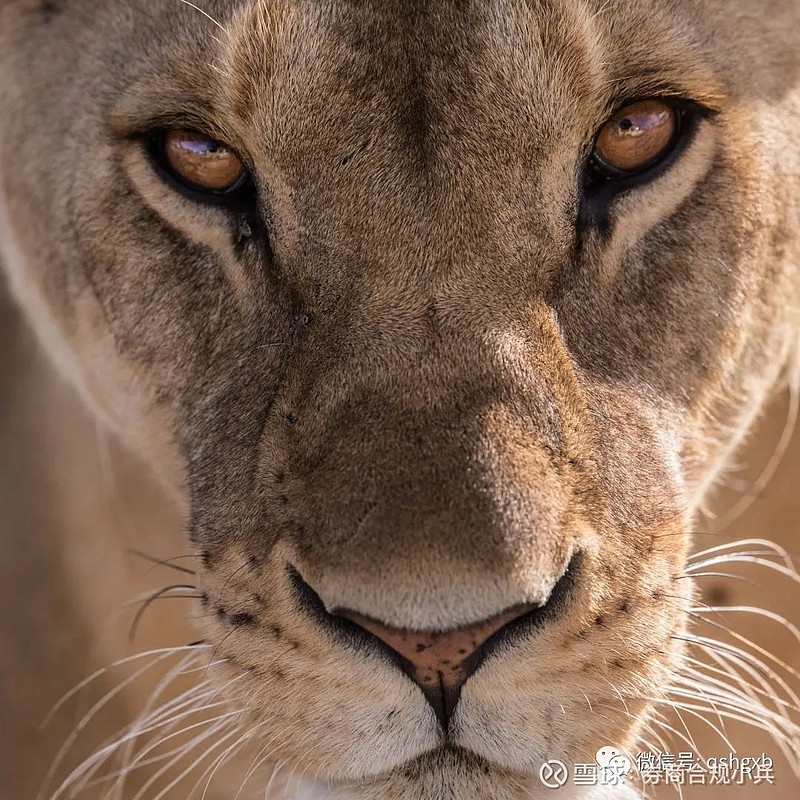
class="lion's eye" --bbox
[591,100,678,176]
[157,130,248,195]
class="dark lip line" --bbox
[286,552,583,732]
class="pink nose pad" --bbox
[338,604,535,726]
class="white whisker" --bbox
[41,645,209,729]
[44,649,195,800]
[132,723,242,800]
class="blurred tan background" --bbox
[652,387,800,800]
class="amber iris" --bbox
[162,130,246,192]
[594,100,678,173]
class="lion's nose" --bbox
[336,604,536,729]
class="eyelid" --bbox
[108,85,235,141]
[600,78,724,119]
[598,95,714,133]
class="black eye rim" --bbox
[146,129,258,212]
[583,97,711,195]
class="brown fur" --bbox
[0,0,799,798]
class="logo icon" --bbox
[596,746,633,784]
[539,759,569,789]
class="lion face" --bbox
[1,0,798,797]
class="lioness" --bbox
[1,0,799,799]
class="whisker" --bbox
[662,695,793,745]
[711,381,798,530]
[44,650,191,800]
[674,571,759,588]
[691,604,800,647]
[667,680,793,733]
[263,762,286,800]
[689,537,798,566]
[78,707,235,793]
[127,548,197,576]
[649,698,735,754]
[41,644,209,729]
[682,654,800,714]
[649,704,702,757]
[675,636,800,735]
[99,651,202,800]
[185,728,256,799]
[130,720,243,800]
[128,585,200,643]
[200,726,258,800]
[640,721,685,800]
[177,0,226,45]
[666,696,800,774]
[232,725,298,800]
[77,701,236,795]
[699,645,800,731]
[52,672,216,796]
[679,623,800,684]
[687,540,800,586]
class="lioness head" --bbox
[1,0,799,798]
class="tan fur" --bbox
[0,0,799,798]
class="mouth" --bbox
[310,742,543,799]
[287,553,582,732]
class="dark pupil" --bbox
[619,118,634,131]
